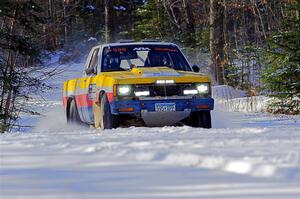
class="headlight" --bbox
[196,83,209,94]
[117,85,132,96]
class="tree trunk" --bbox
[209,0,225,85]
[182,0,196,35]
[222,0,229,84]
[1,3,18,133]
[109,1,116,42]
[253,0,267,40]
[104,0,109,43]
[63,0,72,44]
[48,0,53,18]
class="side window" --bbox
[86,48,99,75]
[170,52,191,71]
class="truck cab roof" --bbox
[94,41,178,49]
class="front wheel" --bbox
[94,94,117,129]
[188,111,212,129]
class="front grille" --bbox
[135,84,193,97]
[152,85,182,96]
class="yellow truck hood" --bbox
[102,67,211,84]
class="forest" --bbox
[0,0,299,132]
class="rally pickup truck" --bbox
[63,41,214,129]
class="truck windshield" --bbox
[101,45,191,72]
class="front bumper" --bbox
[110,97,213,126]
[110,97,214,115]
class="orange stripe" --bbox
[71,92,114,108]
[107,92,114,103]
[75,94,93,107]
[63,97,68,108]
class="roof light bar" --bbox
[156,80,175,84]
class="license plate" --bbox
[155,103,176,112]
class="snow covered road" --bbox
[1,108,300,199]
[1,59,300,198]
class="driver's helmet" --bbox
[106,51,120,68]
[161,54,170,66]
[148,51,163,66]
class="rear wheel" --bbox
[67,99,81,124]
[94,94,117,129]
[188,111,211,128]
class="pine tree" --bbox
[262,2,300,114]
[130,0,173,41]
[0,0,50,132]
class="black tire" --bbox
[189,111,212,129]
[98,94,117,129]
[67,99,81,124]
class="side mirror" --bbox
[85,67,95,75]
[192,65,200,72]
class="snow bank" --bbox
[221,96,273,113]
[213,85,273,113]
[212,85,247,100]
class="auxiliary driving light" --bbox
[183,89,198,95]
[134,91,150,97]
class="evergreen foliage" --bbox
[130,1,173,41]
[0,0,49,132]
[262,2,300,114]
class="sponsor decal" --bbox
[133,47,151,51]
[108,47,127,52]
[153,47,178,52]
[88,84,97,100]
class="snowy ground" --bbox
[1,109,300,199]
[1,55,300,199]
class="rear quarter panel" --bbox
[63,75,117,124]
